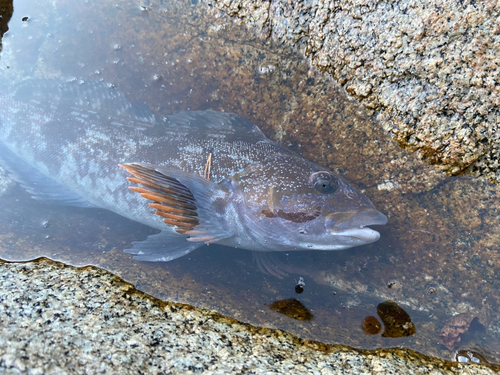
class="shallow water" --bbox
[1,0,500,365]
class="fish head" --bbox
[230,155,387,251]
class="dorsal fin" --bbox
[162,110,266,138]
[12,79,156,123]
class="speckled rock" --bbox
[208,0,500,183]
[0,258,498,374]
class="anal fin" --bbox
[124,231,202,262]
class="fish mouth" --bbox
[326,209,388,243]
[333,227,382,244]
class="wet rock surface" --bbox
[377,300,416,338]
[1,258,499,375]
[269,298,314,321]
[208,0,500,183]
[441,313,486,350]
[455,349,491,366]
[362,316,382,335]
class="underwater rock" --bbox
[440,313,486,350]
[269,298,313,321]
[362,315,382,335]
[377,300,416,338]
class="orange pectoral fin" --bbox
[119,163,232,243]
[120,163,200,233]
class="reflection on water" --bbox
[1,0,500,365]
[455,349,490,365]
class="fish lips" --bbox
[325,209,388,244]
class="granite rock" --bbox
[208,0,500,182]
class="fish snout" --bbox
[325,209,387,232]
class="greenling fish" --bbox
[0,79,387,262]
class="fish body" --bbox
[0,79,387,261]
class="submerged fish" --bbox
[0,79,387,262]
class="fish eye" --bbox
[312,172,338,194]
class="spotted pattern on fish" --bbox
[0,79,387,262]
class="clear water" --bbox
[1,0,500,365]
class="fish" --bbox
[0,79,387,263]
